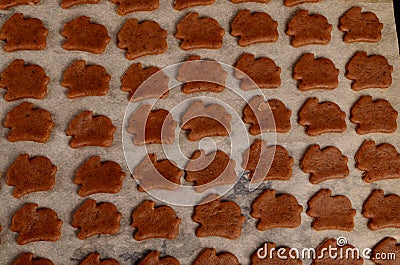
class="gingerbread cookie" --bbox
[363,190,400,230]
[10,203,62,245]
[174,0,214,10]
[298,97,346,136]
[117,18,167,60]
[286,10,332,47]
[185,150,237,193]
[0,0,39,9]
[307,189,356,231]
[350,95,398,134]
[133,153,183,192]
[74,156,126,196]
[231,9,278,47]
[175,12,224,50]
[251,189,302,230]
[234,53,281,90]
[339,6,383,43]
[177,55,227,94]
[193,248,239,265]
[66,111,116,148]
[79,253,119,265]
[61,0,100,9]
[284,0,321,7]
[121,63,169,101]
[138,251,179,265]
[251,242,302,265]
[4,102,54,143]
[243,96,291,134]
[181,101,231,141]
[193,196,245,239]
[131,200,181,241]
[61,60,111,98]
[6,154,57,198]
[312,239,363,265]
[371,238,400,265]
[355,140,400,183]
[12,253,54,265]
[0,59,50,101]
[300,145,349,184]
[243,140,293,182]
[61,16,110,54]
[110,0,158,15]
[346,51,393,90]
[127,104,176,145]
[72,199,122,239]
[0,13,48,52]
[293,53,339,91]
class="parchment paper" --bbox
[0,0,399,264]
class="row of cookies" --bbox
[2,189,399,246]
[0,6,384,58]
[7,237,400,264]
[0,0,339,12]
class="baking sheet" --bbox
[0,0,399,264]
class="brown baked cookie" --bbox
[61,0,100,9]
[61,16,110,54]
[71,199,122,239]
[127,104,176,145]
[243,96,291,134]
[293,53,339,91]
[286,9,332,47]
[251,189,302,230]
[355,140,400,183]
[230,9,278,47]
[131,200,181,241]
[307,189,356,231]
[185,150,237,193]
[117,18,167,60]
[284,0,321,7]
[350,95,398,134]
[0,13,48,52]
[192,197,245,239]
[4,102,54,143]
[174,0,214,10]
[66,111,116,148]
[181,101,231,141]
[339,6,383,43]
[242,140,294,182]
[371,238,400,265]
[300,144,349,184]
[234,53,281,90]
[298,97,346,136]
[61,60,111,98]
[138,251,179,265]
[312,239,363,265]
[177,55,227,94]
[79,253,120,265]
[193,248,239,265]
[74,156,126,196]
[363,190,400,230]
[110,0,158,15]
[0,59,49,101]
[121,63,169,101]
[6,154,57,198]
[250,242,302,265]
[175,12,224,50]
[133,153,183,192]
[346,51,393,90]
[0,0,39,9]
[10,203,62,245]
[12,253,54,265]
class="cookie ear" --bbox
[138,251,179,265]
[193,248,239,265]
[283,0,321,7]
[61,0,100,9]
[174,0,215,10]
[79,252,120,265]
